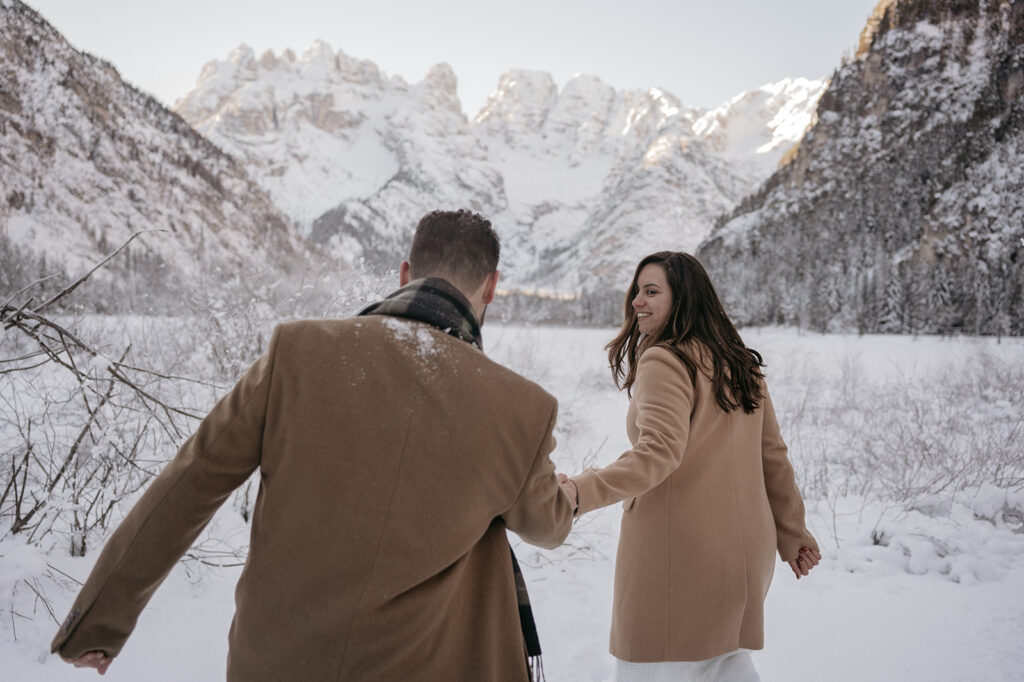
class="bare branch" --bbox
[0,349,48,364]
[114,361,227,390]
[0,359,49,375]
[108,365,203,420]
[45,563,83,586]
[32,230,166,315]
[1,297,36,332]
[3,306,202,429]
[0,450,21,511]
[1,273,59,308]
[4,308,101,359]
[4,317,86,380]
[22,579,58,626]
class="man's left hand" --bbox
[69,651,112,675]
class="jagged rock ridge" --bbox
[175,42,503,269]
[175,45,826,294]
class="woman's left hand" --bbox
[788,547,821,579]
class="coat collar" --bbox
[357,277,483,351]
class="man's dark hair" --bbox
[408,209,500,291]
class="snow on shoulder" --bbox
[381,317,441,358]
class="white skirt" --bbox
[613,650,759,682]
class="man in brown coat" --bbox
[52,209,574,680]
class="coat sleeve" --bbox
[501,400,574,550]
[51,326,280,660]
[570,346,692,516]
[761,388,819,561]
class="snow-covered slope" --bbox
[472,72,711,292]
[699,0,1024,335]
[692,77,828,180]
[498,76,828,294]
[0,0,309,305]
[175,46,826,294]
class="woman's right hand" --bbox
[788,547,821,579]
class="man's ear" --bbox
[482,270,499,305]
[399,261,412,287]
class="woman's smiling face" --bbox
[632,263,672,335]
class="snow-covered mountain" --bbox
[175,43,503,268]
[693,77,831,180]
[470,71,709,292]
[175,44,826,294]
[0,0,311,307]
[698,0,1024,335]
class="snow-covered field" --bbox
[2,325,1024,681]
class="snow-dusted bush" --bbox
[781,349,1024,508]
[765,341,1024,582]
[0,315,209,557]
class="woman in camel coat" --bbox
[561,251,821,681]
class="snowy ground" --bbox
[2,325,1024,681]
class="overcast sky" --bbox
[28,0,880,115]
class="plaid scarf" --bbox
[359,277,483,349]
[359,277,546,680]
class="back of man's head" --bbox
[408,210,500,292]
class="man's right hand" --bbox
[68,651,112,675]
[556,473,579,514]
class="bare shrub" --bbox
[776,346,1024,548]
[0,310,199,555]
[1,235,202,554]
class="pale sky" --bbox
[27,0,880,115]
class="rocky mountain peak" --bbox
[473,70,559,146]
[415,62,461,115]
[423,62,458,96]
[301,39,334,62]
[647,86,685,118]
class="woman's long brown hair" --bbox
[605,252,765,413]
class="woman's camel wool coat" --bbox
[571,344,818,663]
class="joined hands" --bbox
[556,473,578,513]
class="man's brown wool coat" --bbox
[572,344,819,663]
[52,316,574,680]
